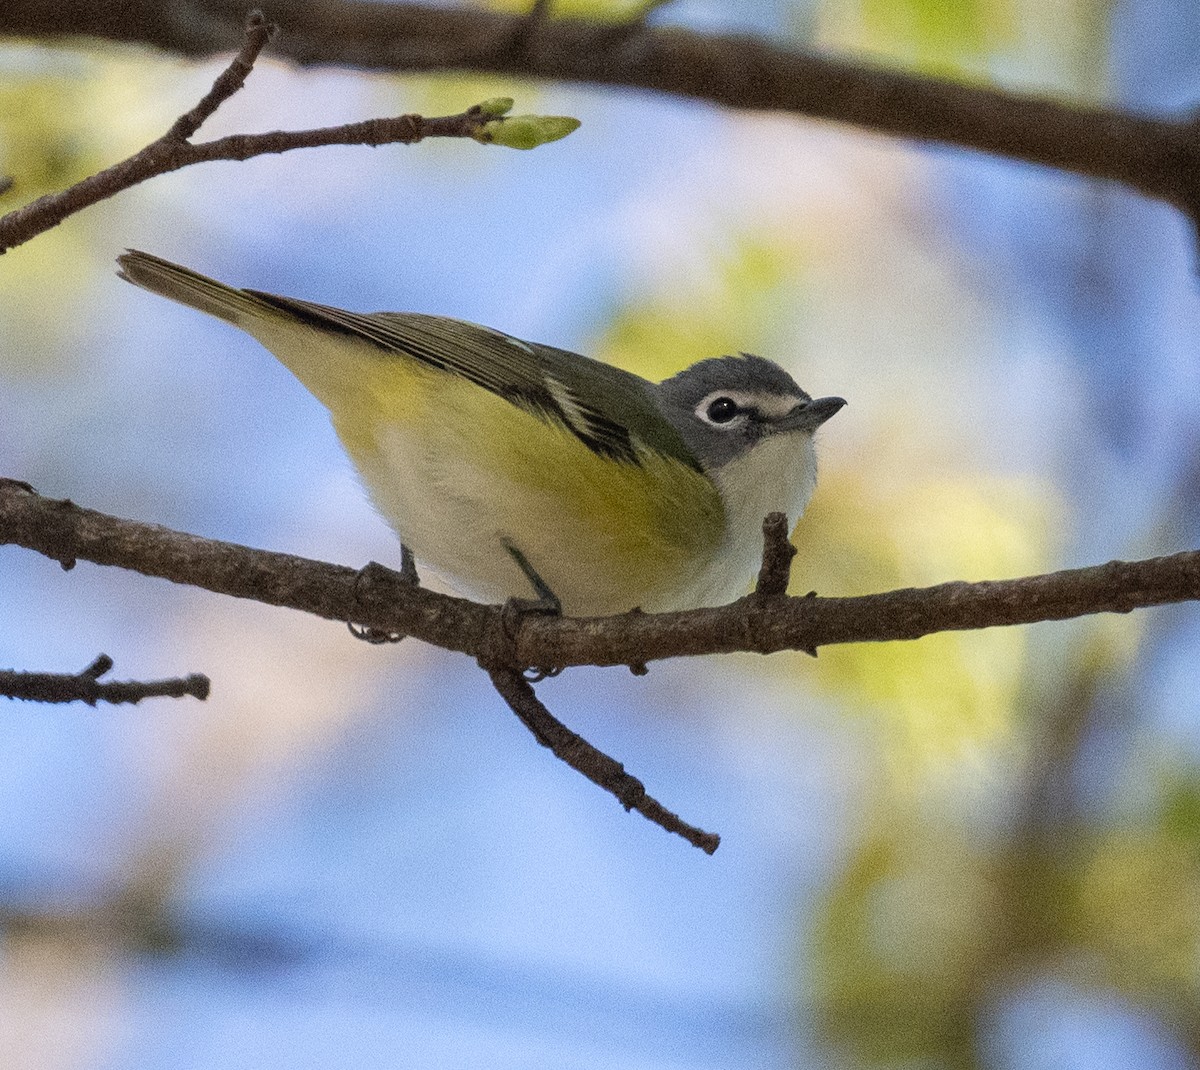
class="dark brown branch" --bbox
[0,13,567,254]
[0,478,496,655]
[0,9,270,253]
[485,665,719,852]
[0,654,210,706]
[6,1,1200,224]
[754,511,797,598]
[5,479,1200,671]
[7,477,1197,853]
[169,8,276,139]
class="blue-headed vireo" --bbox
[117,251,844,616]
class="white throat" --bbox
[707,432,818,597]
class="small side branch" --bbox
[754,511,797,598]
[0,16,577,254]
[168,9,276,140]
[485,664,720,853]
[0,10,273,254]
[0,655,210,706]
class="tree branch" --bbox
[6,0,1200,227]
[4,479,1199,670]
[485,665,719,852]
[6,477,1198,850]
[0,654,210,706]
[754,510,797,598]
[0,10,577,254]
[170,8,276,138]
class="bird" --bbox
[117,250,844,617]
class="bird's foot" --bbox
[501,540,563,680]
[347,547,419,644]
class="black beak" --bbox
[776,395,847,433]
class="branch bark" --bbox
[754,510,798,599]
[0,9,574,254]
[6,0,1200,225]
[486,665,720,853]
[0,654,210,706]
[5,479,1199,671]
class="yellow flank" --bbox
[246,314,727,615]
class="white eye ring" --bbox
[695,391,751,428]
[706,397,739,423]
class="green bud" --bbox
[474,114,581,150]
[477,97,515,117]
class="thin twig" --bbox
[167,9,276,140]
[0,17,559,254]
[485,664,720,852]
[754,511,796,598]
[0,654,210,706]
[0,11,272,254]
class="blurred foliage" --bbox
[812,764,1200,1070]
[806,622,1164,1069]
[776,3,1181,1062]
[0,45,175,366]
[794,468,1057,779]
[479,0,657,21]
[811,813,998,1069]
[0,76,104,201]
[855,0,1011,78]
[601,236,798,382]
[1077,782,1200,1011]
[0,45,171,211]
[814,0,1112,96]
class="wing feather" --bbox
[245,290,701,471]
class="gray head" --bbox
[654,353,846,470]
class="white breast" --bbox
[695,432,819,604]
[351,422,537,602]
[349,417,818,613]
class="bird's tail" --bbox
[116,249,405,424]
[116,250,271,326]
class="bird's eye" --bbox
[706,397,740,424]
